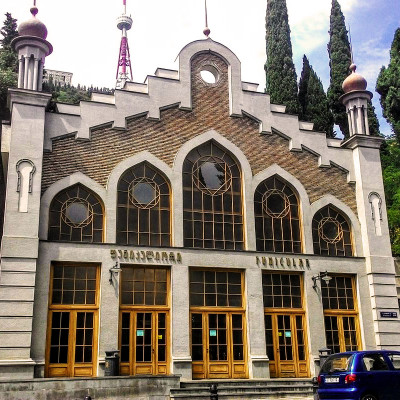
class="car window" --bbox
[387,353,400,370]
[363,354,389,371]
[321,355,353,373]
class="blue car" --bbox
[317,350,400,400]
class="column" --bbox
[171,264,192,380]
[23,56,29,89]
[33,58,39,91]
[246,268,269,378]
[18,57,24,88]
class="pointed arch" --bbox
[40,172,106,240]
[254,175,302,254]
[115,161,172,246]
[173,130,254,249]
[310,195,362,257]
[106,151,173,243]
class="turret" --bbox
[340,63,372,136]
[12,1,52,91]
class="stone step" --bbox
[180,379,313,388]
[171,379,315,400]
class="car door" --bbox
[361,353,393,400]
[383,352,400,400]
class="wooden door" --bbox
[191,312,247,379]
[120,310,169,376]
[265,313,308,378]
[47,310,98,377]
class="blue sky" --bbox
[1,0,399,136]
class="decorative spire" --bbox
[203,0,210,38]
[116,0,133,89]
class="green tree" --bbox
[367,100,381,137]
[0,12,18,120]
[327,0,352,137]
[265,0,299,114]
[381,138,400,255]
[299,55,334,136]
[376,28,400,142]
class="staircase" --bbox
[169,379,315,399]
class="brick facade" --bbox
[42,53,357,213]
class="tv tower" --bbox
[116,0,133,89]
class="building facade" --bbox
[43,69,73,87]
[0,6,399,383]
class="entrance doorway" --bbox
[119,311,168,375]
[189,269,248,379]
[262,272,309,378]
[119,266,170,376]
[45,263,99,378]
[265,313,308,378]
[191,312,247,379]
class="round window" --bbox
[129,177,160,209]
[199,65,219,85]
[61,199,93,228]
[318,217,343,244]
[193,156,231,196]
[263,189,290,218]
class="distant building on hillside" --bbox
[43,69,73,86]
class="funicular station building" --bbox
[1,3,400,387]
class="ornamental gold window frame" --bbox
[254,176,303,254]
[182,141,245,251]
[312,205,354,257]
[322,275,362,353]
[48,184,105,243]
[116,162,172,247]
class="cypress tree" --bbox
[327,0,351,137]
[376,28,400,142]
[299,55,334,135]
[298,55,311,121]
[0,13,18,120]
[265,0,300,114]
[327,0,381,138]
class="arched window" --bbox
[183,140,244,250]
[254,176,302,253]
[117,162,171,246]
[48,184,104,242]
[312,205,353,256]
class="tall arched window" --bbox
[48,184,104,242]
[254,176,302,253]
[312,205,353,256]
[183,140,244,250]
[117,162,171,246]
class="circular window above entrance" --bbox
[129,177,160,209]
[192,156,232,196]
[61,198,93,228]
[318,217,343,244]
[262,189,290,218]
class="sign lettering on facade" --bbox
[111,249,182,264]
[380,312,398,318]
[256,256,311,270]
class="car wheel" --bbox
[361,395,378,400]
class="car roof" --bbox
[328,350,400,357]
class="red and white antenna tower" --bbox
[116,0,133,89]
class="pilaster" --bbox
[342,135,400,350]
[0,89,50,377]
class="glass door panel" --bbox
[265,313,308,378]
[120,311,169,376]
[191,312,247,379]
[47,310,97,377]
[324,315,359,354]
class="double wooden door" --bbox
[119,310,169,376]
[46,310,98,377]
[265,313,308,378]
[191,312,247,379]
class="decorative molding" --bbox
[16,159,36,213]
[369,192,383,236]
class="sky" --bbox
[1,0,399,136]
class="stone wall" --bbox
[0,375,180,400]
[42,53,357,214]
